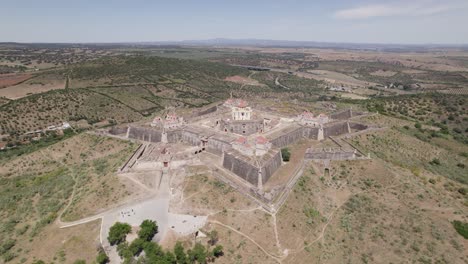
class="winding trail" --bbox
[39,145,83,226]
[209,220,283,263]
[275,77,290,90]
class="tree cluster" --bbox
[106,220,224,264]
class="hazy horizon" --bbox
[2,0,468,44]
[3,38,468,47]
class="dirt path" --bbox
[209,220,284,263]
[287,177,404,257]
[39,145,84,226]
[119,173,156,193]
[275,77,290,90]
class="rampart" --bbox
[222,149,282,187]
[270,127,305,148]
[331,109,353,120]
[349,122,368,131]
[207,135,234,155]
[303,126,319,140]
[305,148,358,160]
[259,150,282,184]
[128,126,162,143]
[166,129,182,143]
[323,122,350,138]
[197,105,218,116]
[181,128,211,146]
[109,126,128,135]
[223,151,259,186]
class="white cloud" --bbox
[333,1,465,20]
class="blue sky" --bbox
[1,0,467,44]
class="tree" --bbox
[414,122,422,129]
[281,148,291,162]
[143,242,168,263]
[207,230,218,246]
[117,242,132,260]
[138,219,158,241]
[452,220,468,239]
[108,222,132,245]
[174,241,187,264]
[188,243,207,264]
[212,245,224,258]
[73,260,86,264]
[95,252,109,264]
[163,251,176,263]
[128,238,145,256]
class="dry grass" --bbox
[24,220,101,264]
[0,133,137,263]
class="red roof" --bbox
[236,137,248,144]
[237,100,248,108]
[255,136,269,145]
[300,111,316,120]
[226,98,248,108]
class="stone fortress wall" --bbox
[269,120,363,149]
[270,127,305,148]
[197,105,218,117]
[304,148,359,160]
[303,127,320,140]
[207,136,233,155]
[128,126,162,143]
[223,151,259,186]
[222,149,282,188]
[323,122,350,138]
[109,126,129,135]
[330,108,353,120]
[349,122,368,131]
[259,150,283,184]
[166,130,182,143]
[181,129,209,146]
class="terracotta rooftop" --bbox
[255,136,269,145]
[235,137,248,145]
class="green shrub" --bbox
[3,252,16,262]
[95,252,109,264]
[2,239,16,252]
[187,243,207,264]
[174,242,187,264]
[452,221,468,239]
[281,148,291,162]
[138,220,158,241]
[128,238,145,256]
[212,245,224,258]
[429,158,441,166]
[458,188,467,196]
[107,222,131,245]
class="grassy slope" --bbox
[0,133,137,263]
